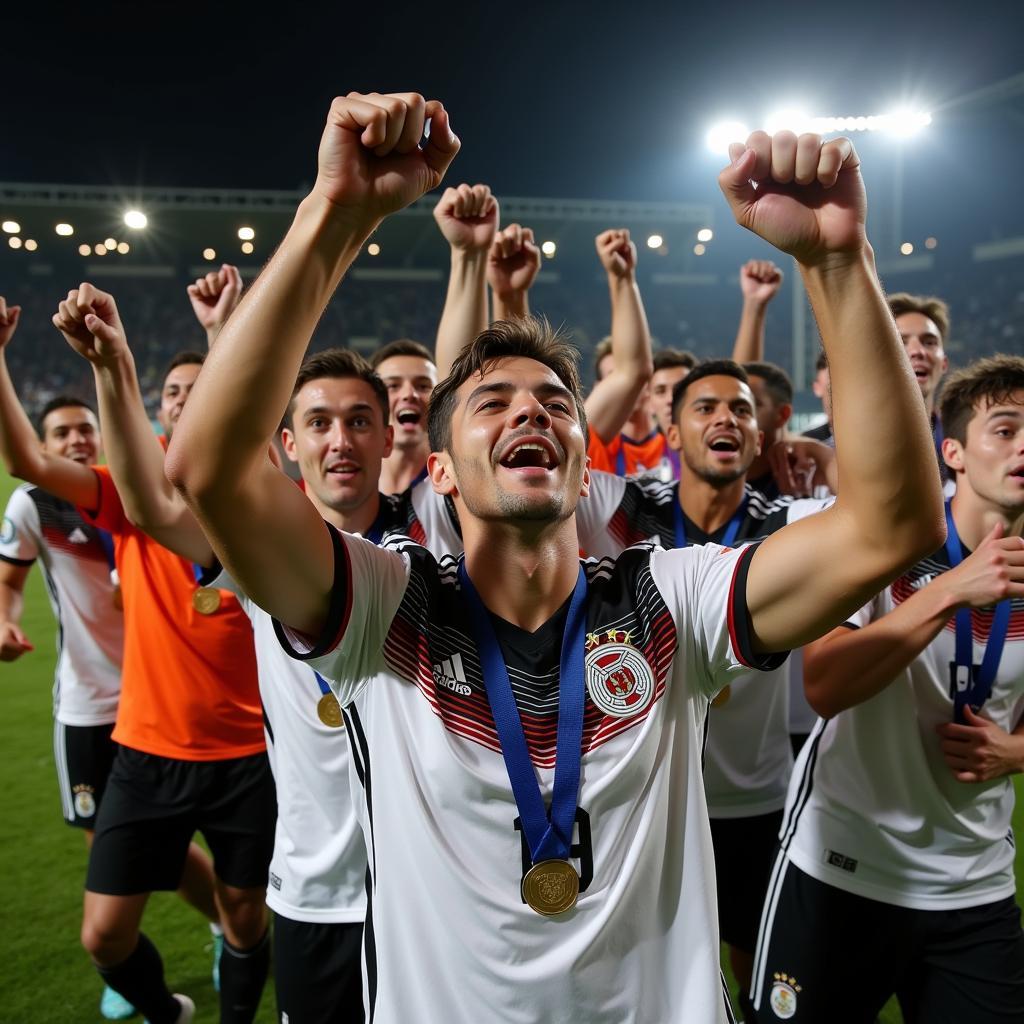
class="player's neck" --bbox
[746,452,771,481]
[623,409,653,441]
[462,519,582,632]
[676,472,747,535]
[378,443,428,496]
[309,487,382,537]
[949,486,1022,551]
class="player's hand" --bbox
[767,437,834,497]
[313,92,460,224]
[433,184,498,253]
[0,297,22,349]
[935,706,1024,783]
[935,522,1024,610]
[740,259,784,304]
[487,224,541,300]
[719,132,866,267]
[0,621,33,661]
[52,284,129,367]
[187,264,242,333]
[596,229,637,281]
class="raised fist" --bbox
[595,229,637,281]
[52,284,129,366]
[719,131,866,267]
[0,621,33,661]
[187,264,242,332]
[740,259,784,304]
[314,92,460,223]
[487,224,541,300]
[433,184,498,253]
[0,297,21,349]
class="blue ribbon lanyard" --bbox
[944,501,1011,723]
[666,446,681,481]
[673,496,748,550]
[313,670,333,698]
[96,528,116,572]
[933,415,944,463]
[458,561,588,865]
[615,442,627,478]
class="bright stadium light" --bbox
[203,248,216,260]
[241,241,254,255]
[705,121,749,156]
[647,234,663,250]
[117,242,130,254]
[124,210,147,230]
[24,239,38,251]
[78,243,91,256]
[55,223,74,237]
[693,243,706,256]
[367,242,381,256]
[94,243,107,255]
[882,109,932,138]
[697,228,713,243]
[764,109,811,135]
[541,240,557,257]
[900,242,914,255]
[104,237,117,249]
[8,236,22,250]
[925,236,938,250]
[2,220,20,234]
[238,226,255,241]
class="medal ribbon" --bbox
[674,495,748,550]
[944,501,1011,723]
[458,561,587,864]
[666,446,681,481]
[313,670,333,698]
[96,528,116,572]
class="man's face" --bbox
[374,354,436,452]
[649,365,691,436]
[667,375,761,485]
[433,356,588,524]
[747,374,791,448]
[282,377,393,514]
[41,406,101,464]
[897,312,948,406]
[812,366,832,421]
[158,363,202,439]
[947,392,1024,514]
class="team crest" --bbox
[0,516,14,545]
[769,972,801,1019]
[73,786,96,819]
[584,629,655,719]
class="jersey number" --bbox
[514,807,594,899]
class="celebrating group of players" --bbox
[2,91,1023,1024]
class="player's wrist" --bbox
[298,191,381,248]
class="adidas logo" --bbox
[432,652,472,697]
[68,528,90,544]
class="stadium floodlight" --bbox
[8,236,22,249]
[94,243,107,255]
[705,121,749,156]
[367,242,381,256]
[117,242,130,254]
[2,220,20,234]
[697,228,713,243]
[541,240,557,257]
[78,243,91,256]
[881,109,932,138]
[900,242,914,255]
[238,226,255,241]
[693,243,706,256]
[24,239,38,252]
[104,237,117,249]
[203,247,216,260]
[764,109,812,135]
[55,223,74,237]
[925,236,938,250]
[241,241,254,255]
[647,234,663,250]
[124,210,148,230]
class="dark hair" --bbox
[592,337,614,381]
[743,361,793,406]
[653,348,697,373]
[815,350,829,373]
[670,359,750,424]
[939,355,1024,445]
[428,317,587,453]
[888,292,951,341]
[288,348,390,426]
[370,338,435,369]
[37,395,96,436]
[162,350,205,384]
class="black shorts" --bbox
[85,746,277,895]
[273,915,364,1024]
[752,858,1024,1023]
[709,809,783,952]
[54,721,118,829]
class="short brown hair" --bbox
[370,338,435,369]
[163,350,205,381]
[744,361,793,406]
[288,348,390,426]
[888,293,951,341]
[593,337,614,381]
[939,354,1024,444]
[653,348,697,373]
[428,317,587,453]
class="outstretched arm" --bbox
[187,264,243,348]
[488,223,541,322]
[433,183,497,379]
[166,92,460,636]
[584,229,654,443]
[731,259,783,363]
[52,285,213,564]
[716,132,945,652]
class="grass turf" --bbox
[1,467,1020,1022]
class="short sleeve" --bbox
[77,466,128,535]
[576,470,628,554]
[274,522,411,705]
[649,541,789,700]
[785,496,834,524]
[0,488,41,565]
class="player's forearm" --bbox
[492,288,528,323]
[435,249,488,379]
[0,352,45,479]
[166,194,372,497]
[731,298,768,363]
[0,581,24,625]
[609,276,654,386]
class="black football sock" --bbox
[219,928,271,1023]
[96,932,180,1024]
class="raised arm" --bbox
[487,223,541,322]
[433,183,497,378]
[166,92,460,635]
[584,229,654,444]
[717,132,945,651]
[730,259,783,363]
[52,285,213,564]
[0,561,34,661]
[187,264,243,348]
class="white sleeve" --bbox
[274,523,411,705]
[843,587,890,630]
[576,470,629,555]
[785,496,835,524]
[0,487,41,565]
[410,480,464,560]
[649,542,789,701]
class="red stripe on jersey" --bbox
[407,519,427,546]
[609,508,647,550]
[892,574,1024,641]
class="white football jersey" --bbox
[0,484,122,725]
[278,526,786,1023]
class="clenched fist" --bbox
[595,229,637,281]
[488,224,541,301]
[433,184,498,253]
[740,259,784,305]
[188,264,243,336]
[0,297,21,349]
[52,284,129,367]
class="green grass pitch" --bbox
[1,467,1020,1022]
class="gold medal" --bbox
[192,587,222,615]
[112,585,123,611]
[521,859,580,916]
[317,693,344,728]
[711,684,731,708]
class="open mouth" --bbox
[326,462,360,478]
[708,436,740,454]
[499,440,557,470]
[396,409,422,428]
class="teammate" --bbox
[646,348,698,481]
[165,96,943,1022]
[803,350,833,444]
[753,354,1024,1022]
[891,291,951,449]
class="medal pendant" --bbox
[192,587,221,615]
[711,684,731,708]
[521,859,580,917]
[317,693,344,728]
